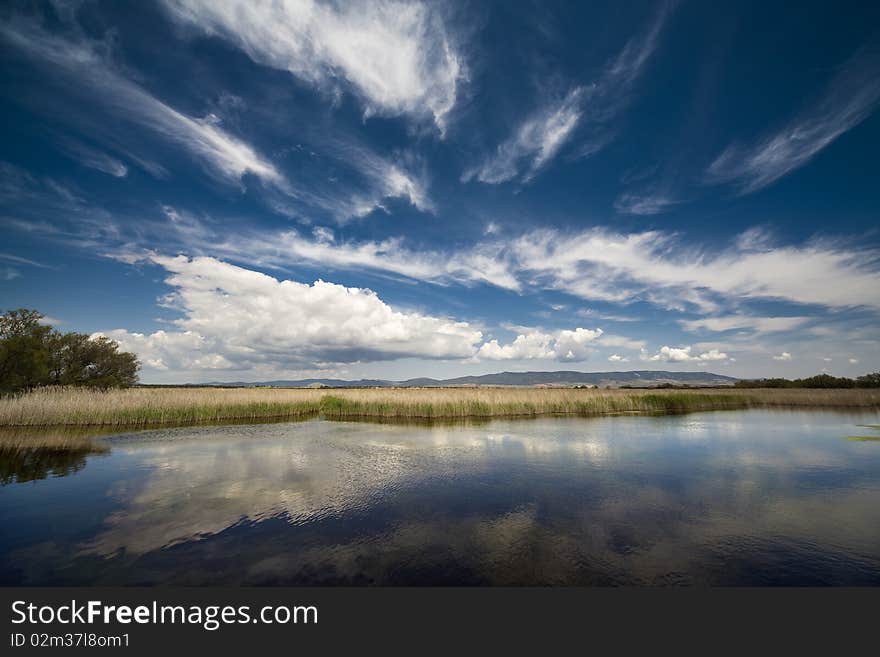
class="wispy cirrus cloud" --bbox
[679,315,810,334]
[105,212,880,315]
[462,86,585,184]
[7,172,879,320]
[129,222,522,292]
[160,0,463,132]
[572,0,676,156]
[706,41,880,194]
[1,17,435,222]
[510,227,880,311]
[613,191,680,216]
[0,253,53,269]
[57,139,128,178]
[464,1,675,185]
[0,20,284,187]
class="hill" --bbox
[201,370,738,388]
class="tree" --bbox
[47,332,139,388]
[0,309,52,393]
[0,309,140,393]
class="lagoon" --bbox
[2,409,880,585]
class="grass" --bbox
[0,385,877,430]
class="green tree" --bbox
[0,309,140,393]
[47,332,139,387]
[0,309,52,392]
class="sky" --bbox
[1,0,879,384]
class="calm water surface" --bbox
[2,410,880,585]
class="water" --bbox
[2,410,880,585]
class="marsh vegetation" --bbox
[0,385,877,435]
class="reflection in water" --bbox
[0,447,93,485]
[1,410,880,585]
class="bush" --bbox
[0,309,139,393]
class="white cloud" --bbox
[0,252,53,269]
[641,346,729,363]
[598,333,647,350]
[706,42,880,194]
[849,358,859,364]
[337,147,434,219]
[571,0,675,158]
[59,140,128,178]
[511,227,880,311]
[773,352,793,361]
[554,328,605,361]
[2,19,435,222]
[112,219,880,317]
[463,87,585,184]
[476,331,555,361]
[0,21,283,186]
[613,192,679,216]
[680,315,810,334]
[174,226,519,291]
[100,255,484,376]
[477,327,603,362]
[608,354,629,363]
[99,255,652,377]
[161,0,462,131]
[464,1,674,185]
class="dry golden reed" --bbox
[0,385,877,428]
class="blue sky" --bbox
[1,0,879,383]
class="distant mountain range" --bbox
[198,370,738,388]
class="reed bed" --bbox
[0,386,322,427]
[0,386,877,428]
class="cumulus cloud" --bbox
[477,327,603,362]
[99,255,648,377]
[608,354,629,363]
[0,21,283,186]
[706,41,880,194]
[100,256,484,376]
[161,0,463,132]
[773,352,793,361]
[641,346,729,363]
[463,87,585,184]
